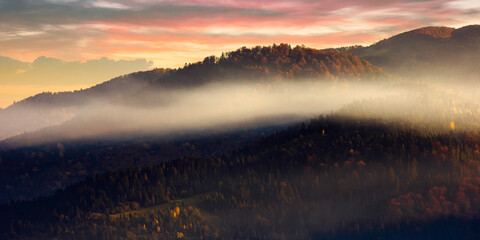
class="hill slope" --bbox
[335,25,480,81]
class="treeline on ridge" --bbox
[9,44,383,108]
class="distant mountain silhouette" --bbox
[333,25,480,81]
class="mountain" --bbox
[3,27,480,239]
[0,44,386,203]
[5,24,480,142]
[333,25,480,81]
[9,44,382,106]
[0,44,383,142]
[4,114,480,239]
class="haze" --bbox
[0,80,405,146]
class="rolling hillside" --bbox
[334,25,480,81]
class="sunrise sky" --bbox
[0,0,479,108]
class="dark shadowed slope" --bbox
[5,115,480,239]
[0,121,295,203]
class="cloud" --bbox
[0,56,153,86]
[446,0,480,10]
[0,55,153,107]
[90,1,131,9]
[0,56,29,76]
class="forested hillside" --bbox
[3,115,480,239]
[146,44,381,90]
[0,123,292,203]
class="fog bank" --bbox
[0,80,403,147]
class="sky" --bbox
[0,0,479,108]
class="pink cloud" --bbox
[0,0,479,68]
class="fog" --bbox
[337,80,480,133]
[4,76,480,148]
[0,80,405,146]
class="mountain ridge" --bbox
[333,24,480,80]
[4,44,382,111]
